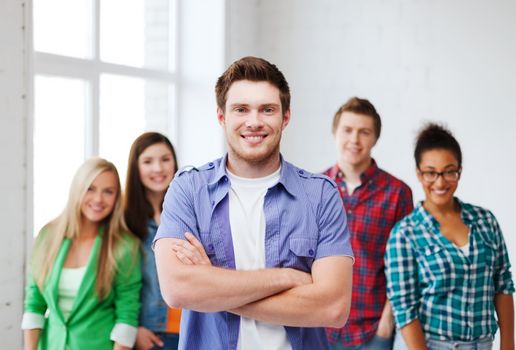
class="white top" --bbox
[58,266,87,320]
[454,231,471,257]
[458,242,470,256]
[21,265,137,347]
[227,167,292,350]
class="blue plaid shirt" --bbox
[385,199,514,341]
[155,155,353,350]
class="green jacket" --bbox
[24,229,142,350]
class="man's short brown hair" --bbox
[215,56,291,115]
[332,97,382,139]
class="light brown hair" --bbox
[215,56,291,115]
[332,97,382,139]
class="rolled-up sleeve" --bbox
[154,175,199,245]
[22,274,47,330]
[21,312,45,330]
[112,237,141,347]
[490,212,515,294]
[315,180,354,261]
[110,323,138,348]
[385,223,420,329]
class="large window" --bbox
[32,0,177,234]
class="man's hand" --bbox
[134,327,164,350]
[172,232,312,287]
[155,236,315,312]
[171,232,211,266]
[171,233,312,287]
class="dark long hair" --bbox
[124,132,178,240]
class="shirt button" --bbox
[308,249,314,256]
[298,170,304,175]
[224,177,228,182]
[208,244,214,251]
[209,162,214,167]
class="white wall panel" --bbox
[228,0,516,344]
[0,0,28,347]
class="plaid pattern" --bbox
[385,199,515,341]
[324,161,413,346]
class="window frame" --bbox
[29,0,180,236]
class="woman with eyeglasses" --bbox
[385,123,514,350]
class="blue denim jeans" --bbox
[427,337,492,350]
[330,335,394,350]
[148,332,180,350]
[393,332,492,350]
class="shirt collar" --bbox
[208,154,230,186]
[414,197,473,226]
[209,153,298,197]
[276,156,299,198]
[147,218,158,230]
[329,158,379,184]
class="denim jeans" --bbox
[427,337,492,350]
[330,335,394,350]
[393,332,492,350]
[148,332,180,350]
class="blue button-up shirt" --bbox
[155,155,353,350]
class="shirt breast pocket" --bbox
[199,232,224,266]
[287,237,317,272]
[481,240,497,267]
[419,244,456,294]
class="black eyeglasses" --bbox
[418,169,461,182]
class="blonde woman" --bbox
[22,158,142,350]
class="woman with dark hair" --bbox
[385,123,514,350]
[124,132,180,350]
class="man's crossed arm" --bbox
[154,233,353,328]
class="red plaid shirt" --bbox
[324,160,413,346]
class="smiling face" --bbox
[334,111,377,171]
[138,143,175,195]
[218,80,290,176]
[80,170,118,225]
[417,149,461,209]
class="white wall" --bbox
[227,0,516,342]
[227,0,516,258]
[1,0,514,346]
[176,0,226,167]
[0,0,28,347]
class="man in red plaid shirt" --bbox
[324,97,413,350]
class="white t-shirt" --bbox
[454,231,471,257]
[227,167,292,350]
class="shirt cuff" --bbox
[110,323,138,348]
[21,312,45,330]
[393,308,418,329]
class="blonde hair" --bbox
[32,157,133,299]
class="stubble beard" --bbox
[227,135,282,169]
